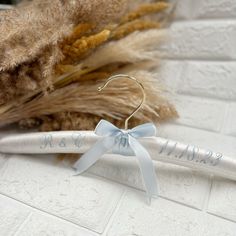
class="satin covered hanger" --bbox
[0,74,235,203]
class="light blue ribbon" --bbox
[73,119,158,202]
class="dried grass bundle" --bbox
[0,0,126,70]
[79,29,167,70]
[0,0,127,102]
[0,70,176,128]
[0,0,178,133]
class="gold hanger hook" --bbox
[98,74,146,130]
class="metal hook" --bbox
[97,74,146,130]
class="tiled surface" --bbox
[17,212,98,236]
[208,178,236,222]
[0,154,8,170]
[89,157,211,209]
[0,0,236,235]
[0,152,235,235]
[0,154,124,234]
[0,193,98,236]
[0,194,30,236]
[105,190,236,236]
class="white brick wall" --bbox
[157,0,236,233]
[0,1,236,235]
[162,21,236,60]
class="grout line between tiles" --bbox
[207,211,236,224]
[13,212,33,236]
[202,175,214,212]
[101,190,127,236]
[0,192,99,235]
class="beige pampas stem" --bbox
[121,2,169,24]
[79,29,167,70]
[111,20,161,40]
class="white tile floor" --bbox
[0,149,236,235]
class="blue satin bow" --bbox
[73,119,158,202]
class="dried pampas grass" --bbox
[56,29,166,80]
[0,0,127,71]
[121,2,169,23]
[0,70,176,129]
[79,29,167,70]
[0,0,178,133]
[0,0,127,103]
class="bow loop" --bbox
[95,119,120,136]
[129,123,157,138]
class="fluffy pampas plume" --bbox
[0,0,127,103]
[0,0,178,133]
[0,0,126,71]
[79,29,166,70]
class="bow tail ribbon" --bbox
[73,136,115,174]
[129,136,158,202]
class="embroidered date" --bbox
[158,140,222,166]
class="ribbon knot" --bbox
[73,120,158,202]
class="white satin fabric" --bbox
[0,130,235,181]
